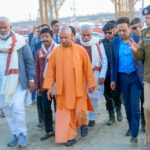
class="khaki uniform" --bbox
[133,27,150,143]
[133,27,150,82]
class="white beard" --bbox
[0,32,11,40]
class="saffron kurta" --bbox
[43,42,96,143]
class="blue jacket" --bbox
[110,34,144,88]
[28,32,33,46]
[31,37,42,59]
[18,43,36,89]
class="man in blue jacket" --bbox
[110,17,144,144]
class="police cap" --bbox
[142,5,150,16]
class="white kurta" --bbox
[80,37,108,121]
[0,53,8,107]
[88,43,107,99]
[88,43,107,121]
[0,32,32,137]
[0,53,32,108]
[0,53,31,136]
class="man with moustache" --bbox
[36,28,58,141]
[0,17,35,147]
[76,24,107,127]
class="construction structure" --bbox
[38,0,141,26]
[39,0,65,25]
[111,0,139,19]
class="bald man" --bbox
[0,17,35,147]
[43,26,96,146]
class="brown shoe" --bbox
[142,143,150,150]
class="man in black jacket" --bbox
[102,22,122,125]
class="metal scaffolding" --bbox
[39,0,65,25]
[111,0,139,19]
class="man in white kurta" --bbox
[76,24,107,127]
[0,17,35,147]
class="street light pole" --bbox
[130,0,133,20]
[72,0,76,17]
[142,0,144,9]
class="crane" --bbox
[111,0,139,19]
[39,0,65,26]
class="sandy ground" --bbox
[0,99,146,150]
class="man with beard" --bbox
[76,24,107,127]
[0,17,35,147]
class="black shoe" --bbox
[1,110,5,117]
[125,129,131,136]
[81,125,88,137]
[40,131,54,141]
[141,124,146,133]
[106,112,115,125]
[130,136,138,144]
[37,122,44,128]
[116,110,123,122]
[88,120,95,127]
[66,139,76,146]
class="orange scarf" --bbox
[55,42,94,111]
[55,42,84,97]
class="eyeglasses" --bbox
[132,26,138,30]
[105,32,112,35]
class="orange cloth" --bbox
[55,109,87,143]
[43,42,96,111]
[43,42,96,143]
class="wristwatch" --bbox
[29,79,35,82]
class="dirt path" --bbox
[0,100,146,150]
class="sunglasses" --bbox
[132,26,138,30]
[105,32,112,35]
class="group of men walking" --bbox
[0,4,150,150]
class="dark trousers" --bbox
[140,87,145,123]
[104,79,122,113]
[119,72,141,137]
[32,89,37,101]
[37,95,43,123]
[41,91,56,133]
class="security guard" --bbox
[129,5,150,150]
[102,23,123,125]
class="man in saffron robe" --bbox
[43,26,96,146]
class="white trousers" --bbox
[2,83,27,136]
[88,98,99,121]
